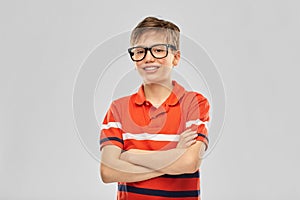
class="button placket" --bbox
[150,105,168,119]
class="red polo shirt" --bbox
[100,80,210,200]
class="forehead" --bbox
[134,30,168,46]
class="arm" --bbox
[100,103,163,183]
[159,141,206,174]
[121,141,205,175]
[100,145,164,183]
[120,129,206,175]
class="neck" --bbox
[143,80,173,106]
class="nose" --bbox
[144,49,155,63]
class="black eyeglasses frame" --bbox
[128,44,177,62]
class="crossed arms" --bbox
[100,129,206,183]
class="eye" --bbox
[153,48,166,53]
[133,48,145,55]
[136,50,145,54]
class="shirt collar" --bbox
[134,80,186,106]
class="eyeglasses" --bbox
[128,44,177,62]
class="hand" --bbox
[176,129,198,149]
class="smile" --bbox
[143,66,160,71]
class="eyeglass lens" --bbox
[130,44,168,61]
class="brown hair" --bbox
[130,16,180,49]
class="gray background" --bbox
[1,0,299,199]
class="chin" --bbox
[143,78,169,85]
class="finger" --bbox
[181,129,192,135]
[177,140,195,148]
[185,139,197,147]
[181,135,197,147]
[184,133,198,142]
[181,130,197,139]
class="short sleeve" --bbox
[186,93,210,150]
[99,102,124,151]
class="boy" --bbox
[100,16,210,200]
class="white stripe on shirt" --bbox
[101,122,122,130]
[186,119,208,129]
[122,133,180,142]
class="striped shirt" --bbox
[100,80,210,200]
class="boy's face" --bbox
[133,31,180,85]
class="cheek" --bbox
[165,55,175,65]
[158,58,172,66]
[135,62,142,68]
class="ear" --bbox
[172,50,181,66]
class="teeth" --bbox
[144,66,159,71]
